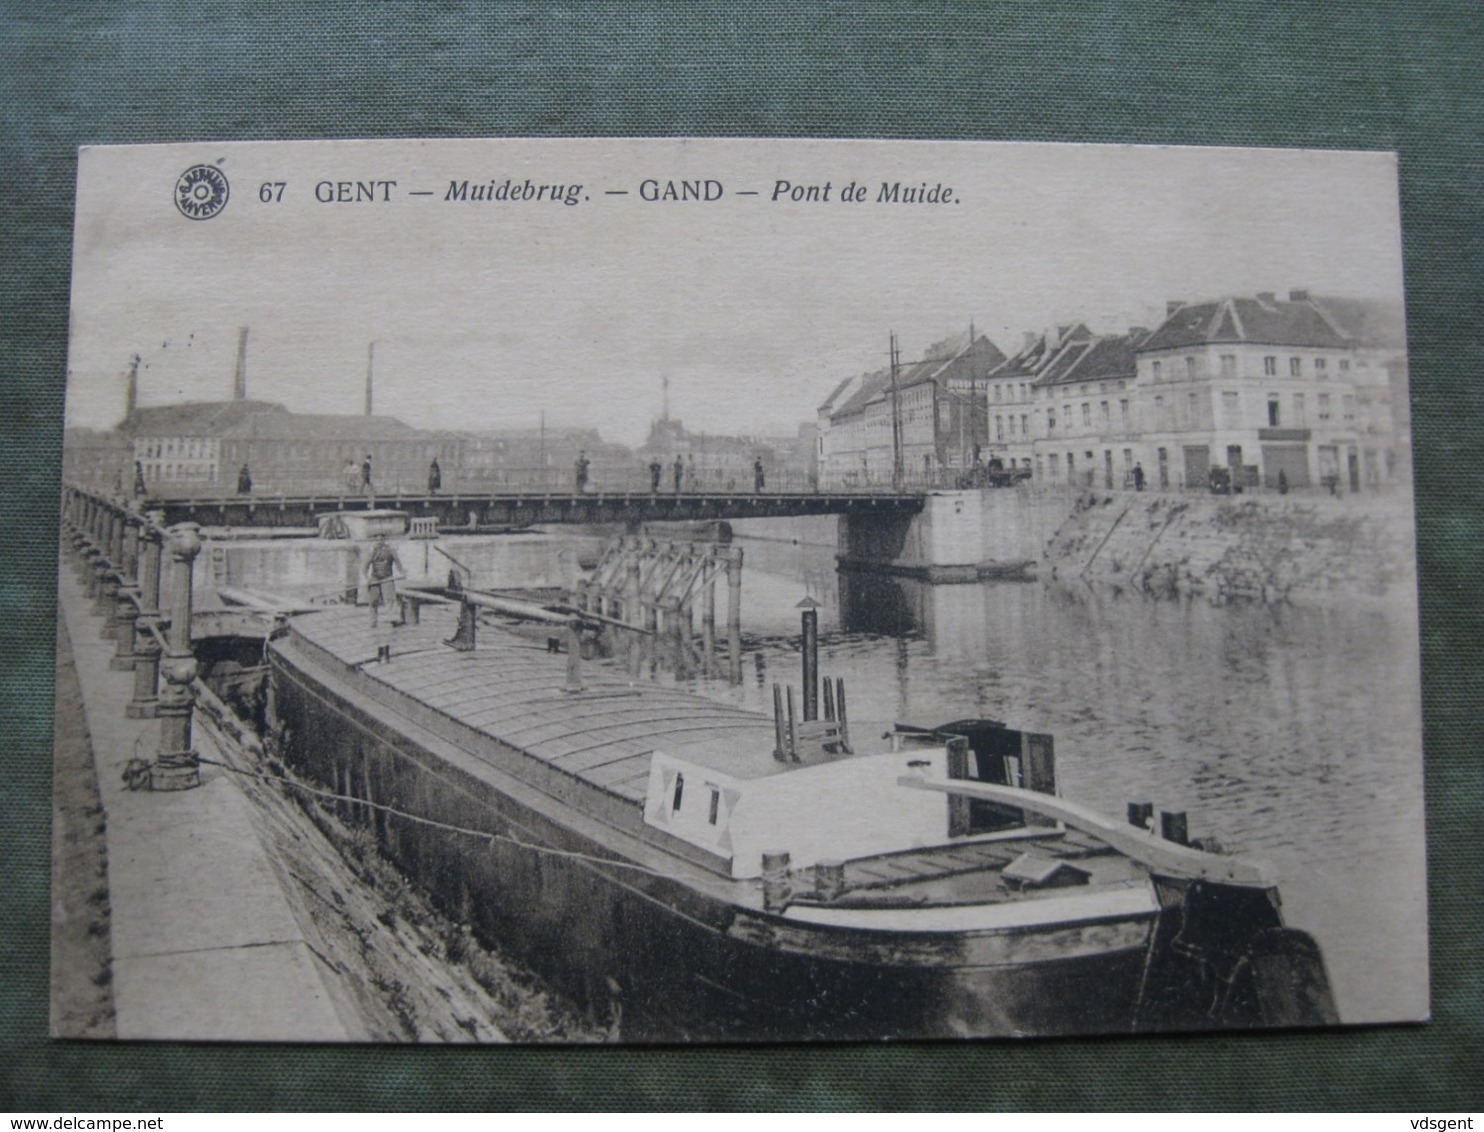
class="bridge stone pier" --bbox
[836,490,1057,583]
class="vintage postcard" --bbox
[54,138,1425,1043]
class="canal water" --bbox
[642,515,1428,1028]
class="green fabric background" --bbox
[2,1,1480,1111]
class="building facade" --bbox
[816,292,1407,493]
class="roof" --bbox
[1035,332,1141,388]
[1139,294,1358,352]
[118,400,421,442]
[119,400,290,437]
[989,324,1095,381]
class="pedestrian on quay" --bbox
[575,450,590,494]
[363,534,405,660]
[648,458,662,496]
[361,454,374,495]
[428,457,442,495]
[1278,468,1289,495]
[673,454,684,494]
[1132,462,1145,492]
[753,456,766,494]
[237,464,253,494]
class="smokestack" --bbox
[233,327,249,401]
[124,354,140,422]
[365,341,375,416]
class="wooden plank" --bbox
[899,777,1277,887]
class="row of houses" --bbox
[816,290,1409,492]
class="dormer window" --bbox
[672,772,685,812]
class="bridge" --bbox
[68,484,928,530]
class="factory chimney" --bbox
[365,342,375,416]
[232,327,249,400]
[123,354,140,424]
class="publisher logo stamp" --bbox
[174,164,230,220]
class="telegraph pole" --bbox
[889,331,904,491]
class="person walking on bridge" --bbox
[428,457,442,495]
[361,454,374,496]
[673,454,684,494]
[753,456,766,494]
[237,464,253,494]
[648,458,662,496]
[575,450,590,494]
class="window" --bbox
[1222,391,1240,426]
[1100,401,1110,427]
[1119,399,1129,427]
[995,415,1004,440]
[1021,414,1029,436]
[1289,357,1302,377]
[994,384,1002,402]
[1342,395,1355,420]
[1185,356,1197,379]
[708,788,720,825]
[1047,408,1057,431]
[1294,393,1307,425]
[1007,416,1016,436]
[1220,354,1237,378]
[1187,390,1200,423]
[672,772,685,812]
[1020,383,1028,400]
[1318,393,1331,420]
[1267,398,1280,427]
[1264,356,1277,376]
[1049,452,1060,478]
[1315,357,1327,373]
[1081,403,1091,427]
[1152,360,1163,381]
[1339,358,1351,373]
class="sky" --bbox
[65,139,1406,447]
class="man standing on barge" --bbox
[364,534,404,662]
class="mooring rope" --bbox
[185,751,704,885]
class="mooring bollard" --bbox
[1160,810,1189,846]
[152,523,203,791]
[127,521,164,719]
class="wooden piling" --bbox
[726,548,743,684]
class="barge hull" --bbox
[269,641,1155,1041]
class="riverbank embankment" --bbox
[1043,489,1417,603]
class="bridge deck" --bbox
[134,489,928,529]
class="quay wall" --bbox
[1041,490,1418,603]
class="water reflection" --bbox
[692,520,1427,1027]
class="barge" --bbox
[264,600,1336,1041]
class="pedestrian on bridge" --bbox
[753,456,766,494]
[428,457,442,494]
[648,459,662,496]
[575,450,590,494]
[673,454,684,494]
[237,464,253,494]
[361,454,374,495]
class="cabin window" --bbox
[671,772,685,812]
[708,788,720,825]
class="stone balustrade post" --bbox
[126,516,165,719]
[110,505,143,671]
[95,510,120,622]
[151,522,203,790]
